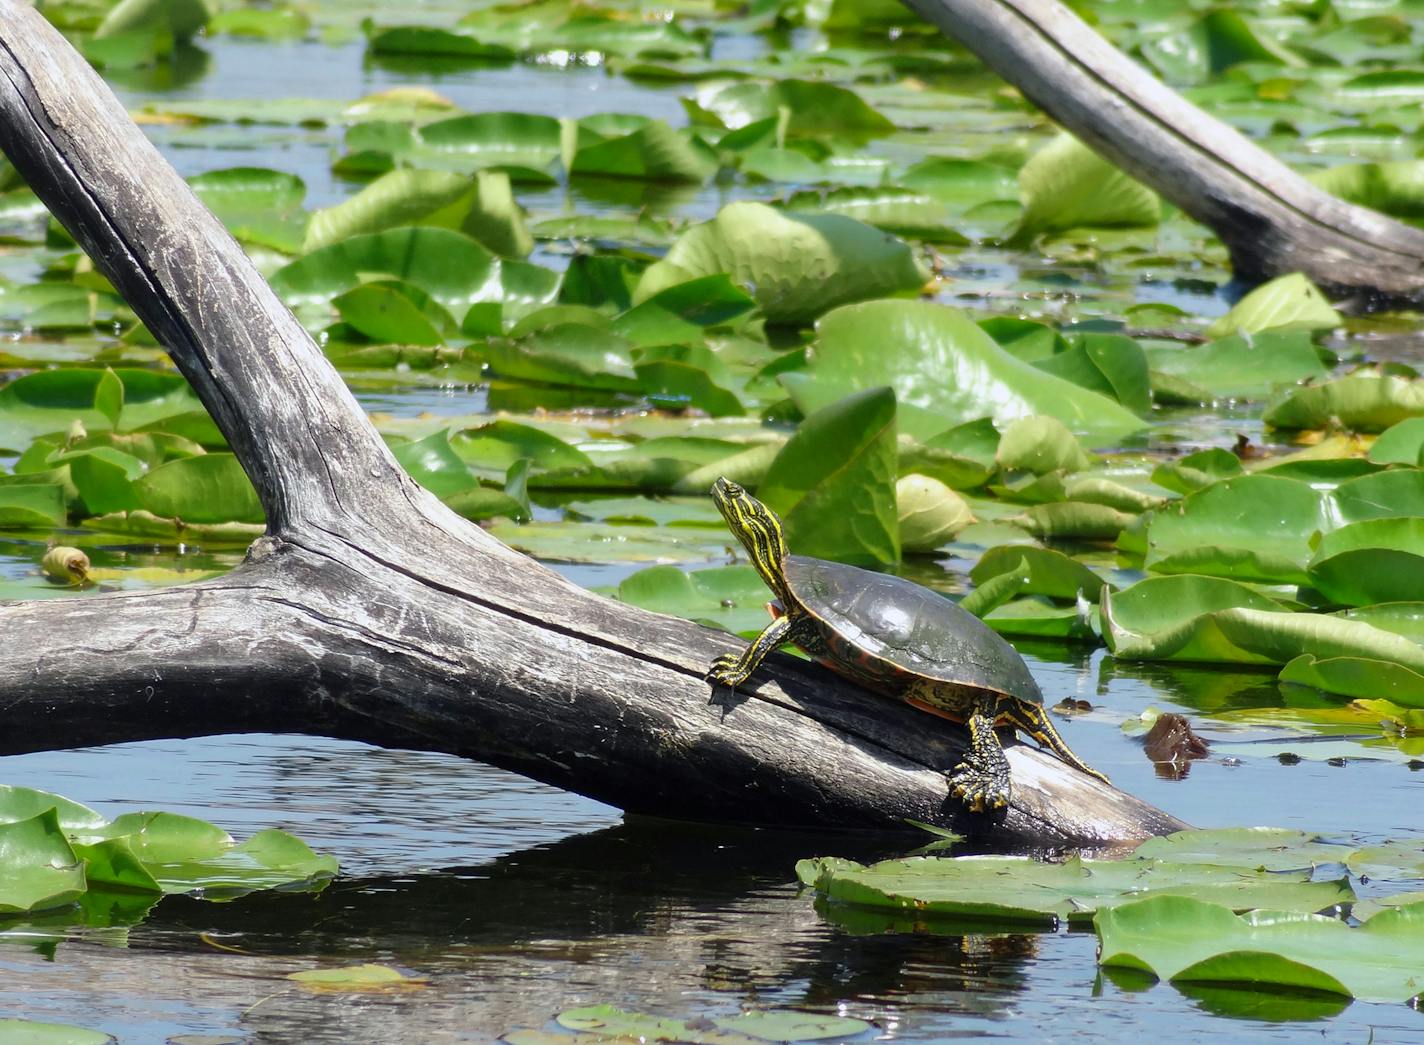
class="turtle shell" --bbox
[784,555,1042,704]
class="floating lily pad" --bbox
[288,963,426,991]
[1096,895,1424,1004]
[1205,273,1342,338]
[799,853,1351,927]
[1266,369,1424,433]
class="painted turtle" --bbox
[706,476,1108,811]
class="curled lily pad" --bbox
[896,473,973,553]
[1265,369,1424,433]
[1104,575,1424,672]
[995,416,1090,474]
[1308,517,1424,606]
[1012,134,1161,243]
[1369,418,1424,466]
[1206,273,1342,338]
[634,202,927,325]
[0,810,86,914]
[690,79,894,143]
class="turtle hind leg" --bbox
[707,614,793,687]
[947,695,1012,813]
[1005,700,1111,786]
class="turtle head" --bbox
[711,477,792,603]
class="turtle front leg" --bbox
[707,614,793,687]
[1004,701,1111,786]
[948,695,1012,813]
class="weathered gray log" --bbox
[0,1,1185,845]
[904,0,1424,306]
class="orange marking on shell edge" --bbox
[906,695,967,726]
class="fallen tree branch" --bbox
[0,1,1185,845]
[905,0,1424,306]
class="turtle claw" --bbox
[706,653,749,688]
[947,762,1009,814]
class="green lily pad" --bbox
[616,564,771,635]
[1369,417,1424,466]
[1310,159,1424,222]
[305,168,531,258]
[570,120,717,183]
[1308,517,1424,606]
[1013,134,1161,243]
[634,202,926,325]
[0,368,200,452]
[0,1021,114,1045]
[0,809,86,914]
[1145,330,1328,401]
[783,300,1144,443]
[1266,369,1424,433]
[1278,653,1424,707]
[270,226,557,319]
[1142,474,1323,584]
[390,429,474,499]
[757,387,899,566]
[1104,574,1424,671]
[1131,828,1350,872]
[965,544,1108,612]
[1096,895,1424,1003]
[133,453,264,525]
[896,473,973,553]
[690,79,894,143]
[1205,273,1342,339]
[995,416,1091,474]
[188,166,308,253]
[799,853,1351,927]
[781,186,962,241]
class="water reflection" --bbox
[5,813,1421,1042]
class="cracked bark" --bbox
[904,0,1424,306]
[0,1,1187,845]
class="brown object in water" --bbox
[1142,713,1210,780]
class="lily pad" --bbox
[615,564,771,635]
[1205,273,1342,339]
[1266,369,1424,433]
[756,387,899,566]
[634,202,927,325]
[288,964,425,991]
[798,853,1351,927]
[783,300,1144,443]
[1095,895,1424,1004]
[1141,474,1323,584]
[0,809,86,914]
[1013,134,1161,242]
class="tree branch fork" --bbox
[0,0,1187,846]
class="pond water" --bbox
[6,8,1424,1044]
